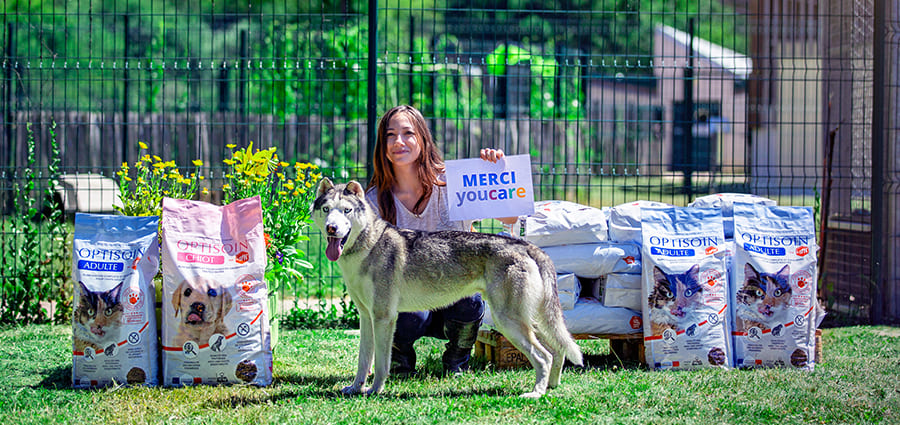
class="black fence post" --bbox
[239,29,248,143]
[122,14,130,167]
[366,0,377,183]
[682,18,695,198]
[5,23,14,169]
[870,0,885,325]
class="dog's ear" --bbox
[345,180,365,199]
[172,280,185,317]
[316,178,334,198]
[219,287,233,319]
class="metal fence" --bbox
[2,1,897,325]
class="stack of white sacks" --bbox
[484,200,644,335]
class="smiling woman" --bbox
[361,104,514,377]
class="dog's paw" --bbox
[340,385,363,396]
[520,391,545,399]
[364,386,382,396]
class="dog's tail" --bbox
[530,245,584,367]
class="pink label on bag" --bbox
[176,252,225,264]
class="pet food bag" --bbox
[557,273,581,310]
[524,200,609,247]
[641,207,732,370]
[161,196,272,386]
[541,242,642,278]
[609,200,671,245]
[602,273,642,311]
[689,193,777,238]
[731,203,818,370]
[72,213,160,388]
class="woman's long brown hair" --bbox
[366,105,445,225]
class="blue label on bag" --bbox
[77,260,125,272]
[650,246,695,257]
[742,243,786,256]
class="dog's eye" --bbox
[344,207,352,213]
[184,288,192,297]
[207,288,218,297]
[322,206,330,213]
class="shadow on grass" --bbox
[34,364,71,389]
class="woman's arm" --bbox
[479,148,520,225]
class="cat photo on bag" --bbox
[641,206,732,370]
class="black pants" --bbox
[392,293,484,345]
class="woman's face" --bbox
[385,112,422,168]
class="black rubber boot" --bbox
[442,319,481,374]
[390,342,417,376]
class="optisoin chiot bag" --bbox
[160,196,272,386]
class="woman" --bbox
[366,104,514,375]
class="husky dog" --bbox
[312,178,583,398]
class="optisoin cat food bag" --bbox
[641,207,731,370]
[72,213,160,388]
[731,203,818,370]
[161,196,272,386]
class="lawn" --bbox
[2,325,898,424]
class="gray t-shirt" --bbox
[365,184,473,232]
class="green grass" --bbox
[2,325,899,424]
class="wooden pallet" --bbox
[474,329,823,369]
[474,329,644,369]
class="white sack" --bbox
[524,200,609,247]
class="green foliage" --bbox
[280,295,359,330]
[114,142,205,217]
[221,143,322,294]
[0,122,69,324]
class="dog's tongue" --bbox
[326,237,343,261]
[187,313,202,323]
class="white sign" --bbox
[445,154,535,221]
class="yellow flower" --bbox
[223,159,236,165]
[223,184,231,191]
[138,141,149,149]
[226,143,236,149]
[279,161,289,167]
[305,181,313,188]
[192,159,203,166]
[153,155,162,162]
[124,176,132,182]
[278,191,288,196]
[202,187,210,195]
[283,181,295,191]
